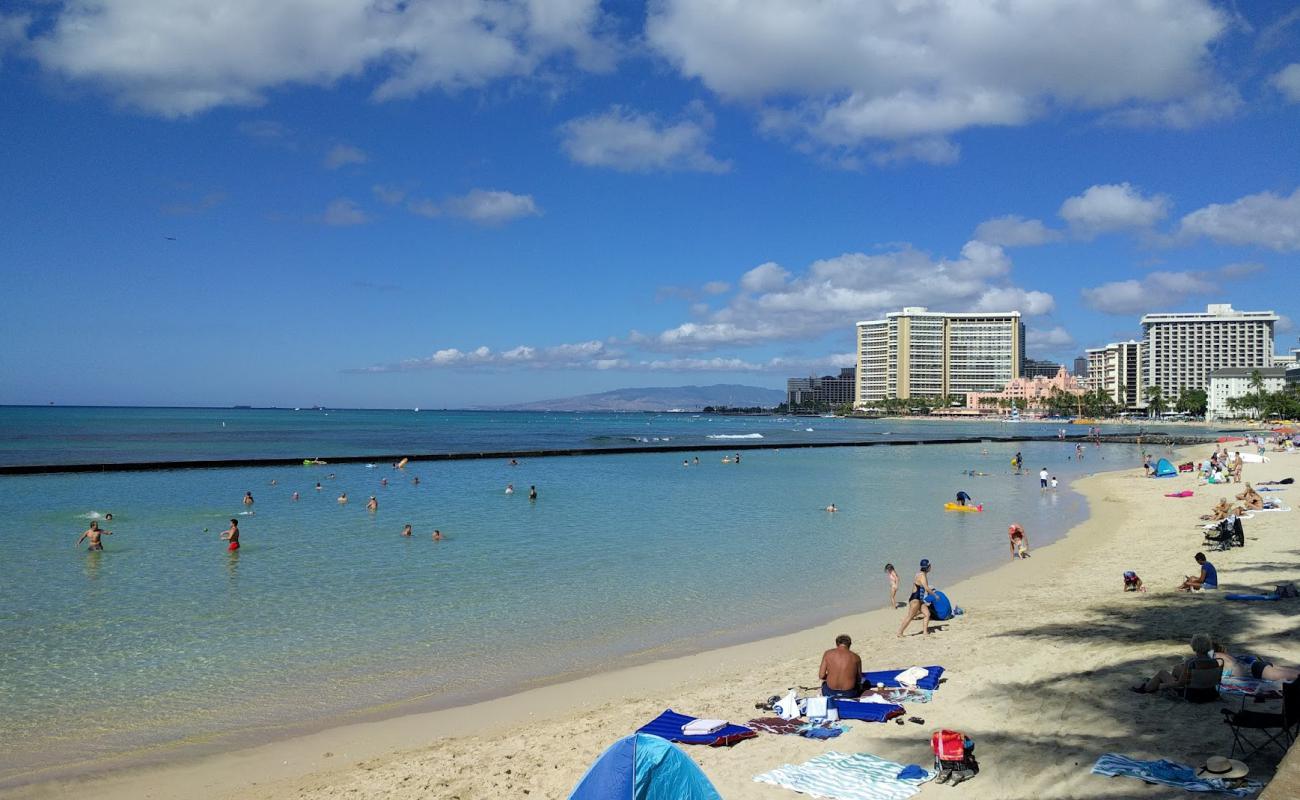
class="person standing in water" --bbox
[432,529,443,540]
[528,485,537,501]
[220,519,240,551]
[505,483,514,494]
[955,490,973,507]
[401,524,412,537]
[897,560,934,637]
[243,491,254,506]
[366,496,378,512]
[291,491,300,501]
[77,521,112,551]
[338,492,348,505]
[1008,524,1029,559]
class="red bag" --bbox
[931,730,966,762]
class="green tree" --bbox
[1145,385,1166,418]
[1175,388,1207,417]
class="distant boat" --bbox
[413,407,420,412]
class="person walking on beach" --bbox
[1050,476,1058,490]
[243,491,254,506]
[1038,467,1049,489]
[77,521,112,551]
[819,634,863,698]
[220,519,240,552]
[366,496,378,512]
[885,563,899,608]
[1008,524,1029,559]
[1178,553,1218,592]
[897,560,934,637]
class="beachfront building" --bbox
[1023,358,1065,378]
[1206,366,1289,420]
[966,366,1084,414]
[1141,304,1277,398]
[854,307,1023,405]
[787,367,856,409]
[1072,355,1088,379]
[1085,340,1143,410]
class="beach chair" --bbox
[1173,657,1224,704]
[1221,679,1300,759]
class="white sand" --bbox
[9,443,1300,800]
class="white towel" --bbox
[896,666,929,687]
[682,718,726,736]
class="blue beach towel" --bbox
[862,666,945,691]
[636,709,756,747]
[756,751,933,800]
[832,698,905,722]
[1225,593,1280,601]
[1091,754,1262,795]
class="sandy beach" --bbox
[9,442,1300,800]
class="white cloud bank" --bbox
[1059,183,1170,235]
[321,197,369,227]
[26,0,614,116]
[1178,187,1300,251]
[1272,64,1300,104]
[324,144,368,169]
[559,105,730,173]
[1080,266,1242,315]
[647,0,1233,162]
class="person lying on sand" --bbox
[1212,642,1300,682]
[1131,633,1220,700]
[819,634,863,698]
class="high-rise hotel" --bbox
[855,307,1024,405]
[1140,304,1277,397]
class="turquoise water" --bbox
[0,435,1151,785]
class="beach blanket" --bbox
[1225,593,1280,601]
[832,698,906,722]
[1165,490,1195,498]
[746,717,851,739]
[1258,486,1286,492]
[1218,676,1283,699]
[755,751,934,800]
[859,687,932,705]
[862,666,945,691]
[1091,754,1262,796]
[637,709,756,747]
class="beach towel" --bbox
[637,710,756,747]
[832,698,905,722]
[863,666,945,692]
[747,717,804,735]
[1091,754,1261,795]
[755,751,934,800]
[1257,478,1293,485]
[1165,490,1194,498]
[1218,676,1283,699]
[1224,593,1280,601]
[1258,486,1286,492]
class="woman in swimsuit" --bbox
[897,559,933,637]
[1212,642,1300,681]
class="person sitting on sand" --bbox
[1236,484,1263,511]
[955,490,972,507]
[1211,642,1300,682]
[1202,498,1233,521]
[885,563,899,608]
[897,560,934,637]
[1178,552,1218,592]
[77,521,112,551]
[1131,633,1221,700]
[1123,571,1147,592]
[1008,524,1029,559]
[819,634,863,698]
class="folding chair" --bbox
[1222,679,1300,759]
[1174,657,1223,704]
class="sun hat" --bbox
[1194,756,1249,780]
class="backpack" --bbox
[931,729,979,786]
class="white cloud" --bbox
[28,0,612,117]
[1271,64,1300,103]
[648,0,1232,160]
[739,262,790,293]
[321,197,369,227]
[1080,270,1218,315]
[237,119,290,140]
[1059,183,1170,235]
[0,14,29,61]
[701,281,731,295]
[867,137,961,167]
[324,144,368,169]
[1178,187,1300,251]
[372,184,406,205]
[1100,86,1241,128]
[559,105,730,173]
[442,189,541,225]
[1027,326,1075,349]
[973,215,1062,247]
[1277,314,1294,334]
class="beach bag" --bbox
[1276,583,1299,599]
[774,690,801,720]
[931,729,979,786]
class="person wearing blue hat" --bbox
[898,559,934,637]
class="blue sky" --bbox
[2,1,1299,408]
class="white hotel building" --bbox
[855,308,1024,405]
[1084,340,1144,410]
[1141,304,1277,397]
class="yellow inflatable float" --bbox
[944,503,984,512]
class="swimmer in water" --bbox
[338,493,348,505]
[327,473,336,479]
[683,459,689,467]
[380,477,388,487]
[509,459,519,466]
[270,479,277,486]
[220,518,240,551]
[401,524,412,537]
[693,456,699,465]
[104,513,113,521]
[735,454,741,463]
[291,491,300,501]
[77,521,112,551]
[505,483,514,495]
[432,529,443,540]
[315,482,322,491]
[826,504,838,512]
[528,485,537,501]
[366,496,378,512]
[243,491,254,506]
[412,476,420,486]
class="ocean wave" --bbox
[589,435,672,443]
[706,433,764,440]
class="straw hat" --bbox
[1195,756,1249,780]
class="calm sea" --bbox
[0,408,1219,785]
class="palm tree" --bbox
[1145,385,1166,418]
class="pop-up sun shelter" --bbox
[1153,458,1177,478]
[568,733,721,800]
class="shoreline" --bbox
[10,442,1298,799]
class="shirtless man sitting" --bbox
[1236,484,1264,511]
[77,521,112,551]
[819,634,863,698]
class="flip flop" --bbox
[908,716,925,725]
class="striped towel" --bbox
[1091,754,1262,796]
[755,751,932,800]
[1219,676,1283,698]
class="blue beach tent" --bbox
[1153,458,1177,478]
[569,733,722,800]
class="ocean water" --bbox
[0,427,1158,786]
[0,405,1229,466]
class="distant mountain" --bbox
[492,384,785,412]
